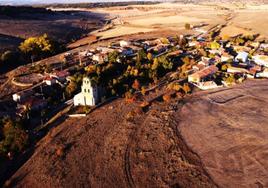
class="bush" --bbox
[162,94,171,103]
[132,79,140,91]
[185,23,191,30]
[182,83,191,94]
[56,146,64,157]
[141,86,147,96]
[0,119,28,156]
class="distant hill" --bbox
[0,0,160,6]
[0,5,104,53]
[0,6,54,19]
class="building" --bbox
[256,68,268,78]
[92,53,108,64]
[221,52,233,62]
[13,90,34,103]
[74,77,99,106]
[96,46,114,54]
[192,64,205,72]
[252,55,268,67]
[167,50,182,57]
[227,66,249,74]
[120,40,131,47]
[188,65,218,83]
[193,81,221,90]
[79,50,93,57]
[233,46,251,53]
[43,76,56,86]
[119,48,134,57]
[51,70,70,82]
[18,96,47,111]
[249,65,262,77]
[260,43,268,50]
[235,52,249,64]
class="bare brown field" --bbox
[179,80,268,188]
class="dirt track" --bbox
[6,80,268,188]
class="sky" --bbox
[0,0,158,5]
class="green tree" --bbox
[152,58,159,70]
[65,81,78,98]
[19,34,54,59]
[147,53,153,61]
[108,51,119,63]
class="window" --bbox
[88,89,90,93]
[84,89,87,93]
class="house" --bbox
[51,70,70,82]
[235,52,249,64]
[119,48,134,57]
[120,40,131,47]
[74,77,99,106]
[221,52,233,62]
[260,43,268,50]
[18,96,47,111]
[96,46,114,54]
[256,68,268,78]
[233,46,251,53]
[188,41,199,47]
[209,49,222,55]
[227,66,249,74]
[188,65,218,83]
[155,44,168,53]
[43,76,56,86]
[192,64,205,72]
[193,81,221,90]
[13,90,34,103]
[79,50,93,57]
[167,50,182,57]
[252,55,268,67]
[143,40,158,47]
[92,53,108,64]
[249,65,262,77]
[249,42,259,49]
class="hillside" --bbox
[5,80,268,188]
[0,6,105,53]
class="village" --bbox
[3,29,267,127]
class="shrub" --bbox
[162,94,171,103]
[126,111,136,121]
[56,146,64,157]
[185,23,191,30]
[140,101,150,108]
[141,86,147,96]
[182,83,191,94]
[132,79,140,91]
[147,53,153,61]
[0,119,28,156]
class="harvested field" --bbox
[78,2,268,41]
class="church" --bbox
[74,77,99,106]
